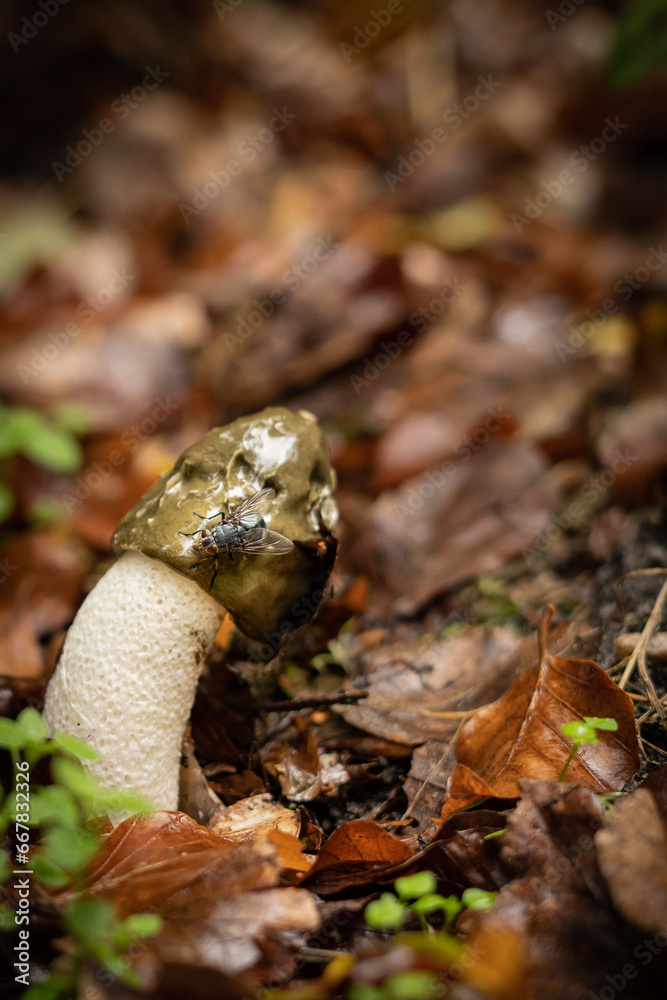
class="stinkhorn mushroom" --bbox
[43,407,337,811]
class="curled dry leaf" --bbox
[81,811,248,917]
[348,441,559,615]
[299,820,413,895]
[78,811,319,979]
[469,781,667,999]
[440,606,640,821]
[595,789,667,934]
[339,626,528,746]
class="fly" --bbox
[180,487,293,587]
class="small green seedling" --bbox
[0,404,87,523]
[559,717,618,781]
[359,875,496,1000]
[0,707,159,998]
[364,871,496,936]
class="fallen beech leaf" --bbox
[595,789,667,934]
[156,885,320,976]
[81,811,255,917]
[641,762,667,820]
[449,607,639,803]
[300,820,413,895]
[440,764,497,824]
[470,781,667,998]
[76,811,319,979]
[339,627,525,746]
[350,441,559,615]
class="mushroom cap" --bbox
[113,407,338,641]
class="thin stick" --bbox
[618,579,667,720]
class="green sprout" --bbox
[559,716,618,781]
[364,871,496,936]
[0,404,88,523]
[358,875,496,1000]
[0,708,159,998]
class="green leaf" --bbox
[0,718,24,750]
[15,707,48,745]
[52,757,100,801]
[462,887,497,911]
[348,987,386,1000]
[606,0,667,89]
[0,408,43,455]
[394,870,437,901]
[0,849,10,883]
[42,826,99,871]
[30,786,79,828]
[52,402,92,437]
[22,421,82,474]
[386,971,442,1000]
[28,498,67,527]
[365,893,406,931]
[21,973,75,1000]
[89,786,154,817]
[65,897,114,943]
[409,893,463,928]
[0,902,16,931]
[32,853,71,888]
[51,732,100,761]
[120,913,163,939]
[0,482,14,523]
[584,717,618,732]
[561,720,598,744]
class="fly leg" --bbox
[194,510,227,523]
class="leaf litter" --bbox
[2,1,667,997]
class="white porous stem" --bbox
[43,550,225,811]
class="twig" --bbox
[638,734,667,758]
[618,577,667,720]
[256,691,368,713]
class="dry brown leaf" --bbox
[468,781,666,999]
[300,820,413,895]
[595,789,667,934]
[444,607,639,809]
[81,811,241,917]
[339,626,527,746]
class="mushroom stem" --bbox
[43,550,225,810]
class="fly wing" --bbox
[229,487,276,526]
[238,527,294,555]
